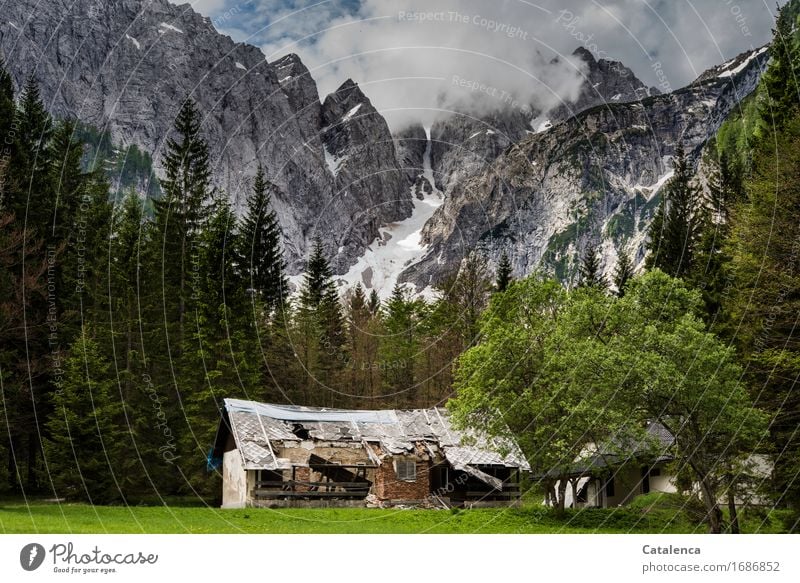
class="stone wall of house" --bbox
[294,466,311,492]
[221,449,247,508]
[374,457,430,501]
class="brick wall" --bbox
[294,467,311,492]
[375,457,430,502]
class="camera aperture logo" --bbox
[19,542,158,575]
[20,543,46,571]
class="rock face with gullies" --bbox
[545,47,660,122]
[319,80,413,272]
[400,46,769,290]
[394,123,433,197]
[0,0,413,273]
[425,47,659,205]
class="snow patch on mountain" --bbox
[531,116,552,133]
[337,127,443,299]
[718,46,769,78]
[125,34,141,49]
[323,144,346,177]
[635,169,675,197]
[342,103,362,122]
[158,22,183,34]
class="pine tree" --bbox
[199,191,243,312]
[578,246,608,290]
[43,331,125,503]
[109,190,146,402]
[345,284,376,403]
[759,3,800,131]
[0,59,15,208]
[0,212,48,492]
[689,152,742,323]
[367,289,381,315]
[441,252,492,346]
[613,250,634,296]
[381,284,420,405]
[495,251,513,292]
[299,238,335,310]
[645,143,702,279]
[49,120,113,332]
[10,75,53,230]
[297,238,345,404]
[726,113,800,524]
[152,99,213,333]
[239,166,288,314]
[3,75,56,492]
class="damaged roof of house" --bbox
[214,398,531,473]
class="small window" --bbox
[650,467,661,477]
[395,460,417,482]
[605,477,615,498]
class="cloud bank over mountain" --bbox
[186,0,784,128]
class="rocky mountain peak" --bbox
[0,0,414,275]
[544,45,659,123]
[572,46,597,64]
[693,45,770,84]
[403,41,769,291]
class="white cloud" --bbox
[215,0,786,129]
[185,0,229,15]
[256,0,592,128]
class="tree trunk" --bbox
[7,438,19,491]
[26,430,38,491]
[698,475,723,533]
[555,478,568,513]
[727,488,740,534]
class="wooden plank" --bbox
[253,490,368,498]
[256,481,371,488]
[463,491,519,498]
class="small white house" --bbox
[554,422,771,509]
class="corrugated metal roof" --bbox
[222,399,531,472]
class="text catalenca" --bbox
[642,545,701,555]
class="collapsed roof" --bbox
[213,398,531,475]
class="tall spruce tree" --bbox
[689,152,743,323]
[239,166,288,314]
[0,59,14,208]
[11,75,53,230]
[495,251,513,292]
[726,112,800,528]
[300,238,335,310]
[297,239,345,404]
[645,143,702,279]
[759,4,800,131]
[153,99,212,333]
[345,284,379,403]
[578,246,608,290]
[381,284,421,405]
[613,250,634,297]
[441,252,492,346]
[367,289,381,315]
[43,331,125,503]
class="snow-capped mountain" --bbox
[400,45,768,290]
[0,0,769,295]
[0,0,411,273]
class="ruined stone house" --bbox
[211,399,530,508]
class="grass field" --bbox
[0,494,791,534]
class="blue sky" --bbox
[181,1,785,127]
